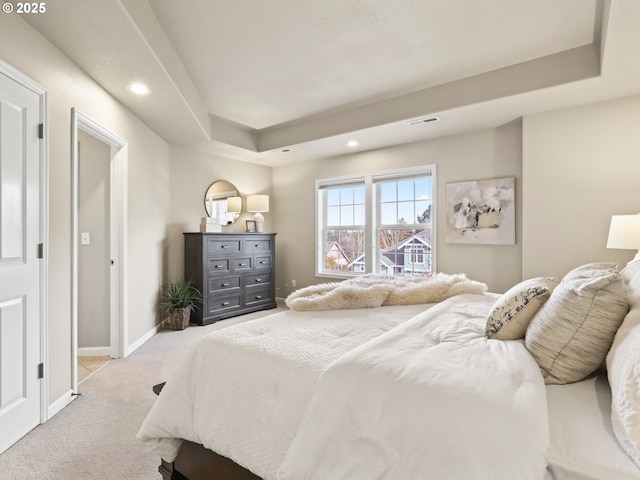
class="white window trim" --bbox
[315,165,436,279]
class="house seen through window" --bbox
[316,166,435,278]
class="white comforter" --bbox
[278,293,549,480]
[137,302,430,479]
[139,294,549,480]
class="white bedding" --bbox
[546,374,640,480]
[137,302,430,480]
[277,293,549,480]
[139,291,639,480]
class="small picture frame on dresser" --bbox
[245,220,256,233]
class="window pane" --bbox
[381,203,397,224]
[397,201,413,224]
[327,189,340,206]
[354,204,365,225]
[378,229,432,276]
[397,180,413,201]
[341,187,354,205]
[416,201,431,223]
[416,177,430,200]
[380,182,396,202]
[327,206,340,226]
[354,186,364,204]
[340,205,354,226]
[324,229,365,274]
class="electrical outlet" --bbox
[292,279,296,287]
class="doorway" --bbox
[71,108,128,392]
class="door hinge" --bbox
[38,123,44,139]
[37,243,44,259]
[38,363,44,379]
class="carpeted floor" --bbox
[0,306,286,480]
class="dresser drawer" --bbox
[233,257,252,271]
[244,238,272,253]
[208,275,241,293]
[244,286,273,307]
[245,272,272,287]
[207,258,231,275]
[255,255,272,269]
[207,237,241,254]
[207,294,242,314]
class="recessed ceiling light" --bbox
[346,140,359,148]
[127,83,152,95]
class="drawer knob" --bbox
[239,263,247,266]
[221,282,230,287]
[259,261,266,265]
[255,295,263,300]
[215,265,223,269]
[221,244,229,249]
[254,244,261,248]
[221,301,230,306]
[255,278,262,283]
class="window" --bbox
[316,166,435,278]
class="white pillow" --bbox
[525,262,629,384]
[485,277,557,340]
[607,258,640,469]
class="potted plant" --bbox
[160,278,202,330]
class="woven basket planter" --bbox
[167,306,192,330]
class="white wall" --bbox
[522,94,640,279]
[273,121,523,295]
[167,145,273,282]
[0,15,171,405]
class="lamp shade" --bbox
[247,194,269,213]
[227,196,242,213]
[607,214,640,249]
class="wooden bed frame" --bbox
[154,383,262,480]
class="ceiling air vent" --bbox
[407,116,440,126]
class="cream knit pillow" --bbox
[525,263,629,384]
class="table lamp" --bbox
[247,195,269,233]
[607,214,640,263]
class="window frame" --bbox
[315,165,436,279]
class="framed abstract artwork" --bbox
[446,177,515,245]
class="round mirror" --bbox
[204,180,241,225]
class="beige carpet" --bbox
[0,306,286,480]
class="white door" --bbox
[0,69,42,454]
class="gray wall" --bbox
[166,145,273,282]
[0,14,171,405]
[522,94,640,279]
[272,121,523,295]
[78,131,110,351]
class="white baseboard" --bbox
[48,389,76,419]
[125,323,159,357]
[78,346,111,357]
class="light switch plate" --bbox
[81,232,91,245]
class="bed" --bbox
[139,263,640,480]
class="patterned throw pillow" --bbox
[485,277,557,340]
[526,263,629,385]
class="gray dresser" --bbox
[183,232,277,325]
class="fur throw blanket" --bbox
[285,273,488,311]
